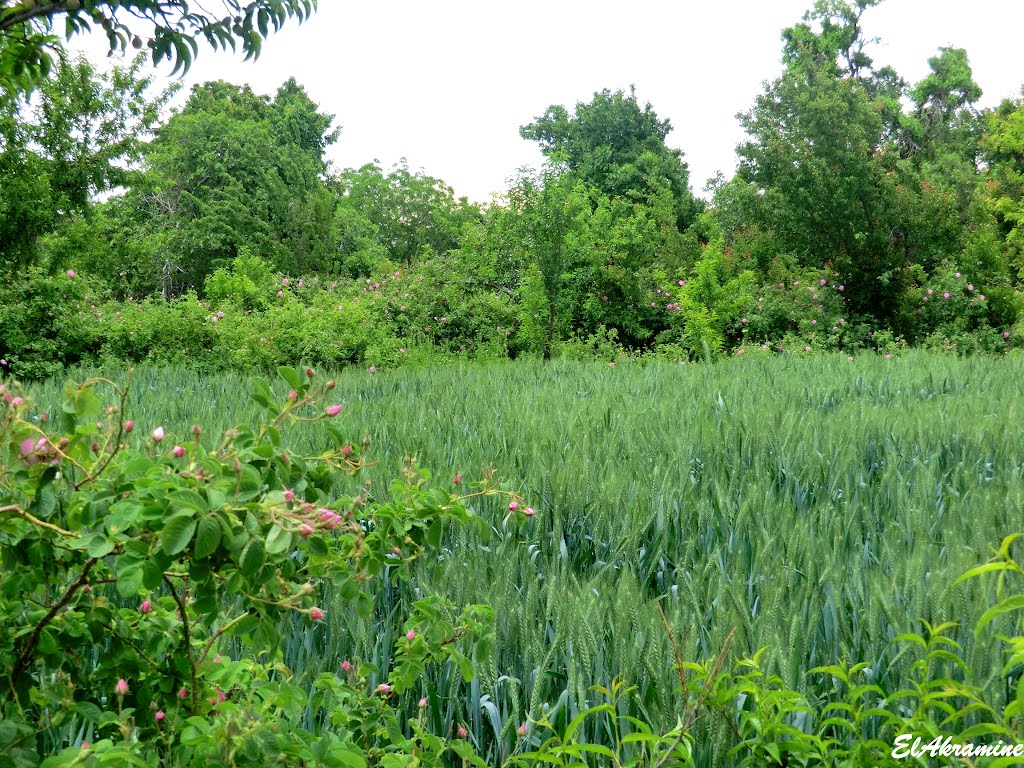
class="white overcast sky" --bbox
[74,1,1024,203]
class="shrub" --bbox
[0,369,520,766]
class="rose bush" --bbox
[0,367,508,766]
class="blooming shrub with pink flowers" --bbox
[0,368,518,766]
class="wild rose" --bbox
[342,444,352,456]
[140,600,152,614]
[341,659,351,672]
[172,445,185,458]
[115,679,128,696]
[406,629,416,641]
[155,711,165,722]
[10,396,23,408]
[325,404,343,417]
[508,501,519,512]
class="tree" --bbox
[0,0,315,93]
[0,52,171,268]
[520,87,701,232]
[107,78,337,291]
[981,97,1024,278]
[336,160,482,269]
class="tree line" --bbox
[2,0,1024,369]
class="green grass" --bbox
[23,351,1024,764]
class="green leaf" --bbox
[427,519,442,548]
[162,514,197,556]
[116,564,143,597]
[194,516,221,559]
[84,533,115,558]
[265,525,292,555]
[240,538,266,578]
[277,366,301,391]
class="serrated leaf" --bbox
[83,533,115,558]
[116,564,143,597]
[162,514,197,556]
[194,516,221,559]
[277,366,301,391]
[265,525,292,555]
[240,538,266,578]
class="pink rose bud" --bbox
[124,420,134,432]
[299,523,314,537]
[325,404,343,417]
[155,711,165,722]
[278,290,284,297]
[178,686,187,700]
[152,426,165,443]
[67,269,76,277]
[457,726,468,738]
[172,445,185,458]
[419,697,428,708]
[288,389,298,401]
[518,723,527,736]
[1005,331,1011,338]
[524,507,535,517]
[406,629,416,641]
[342,444,352,457]
[10,396,23,408]
[454,474,462,485]
[376,683,392,694]
[115,679,128,696]
[81,742,90,750]
[284,490,295,501]
[140,600,152,614]
[213,654,221,663]
[309,607,325,621]
[369,366,376,374]
[508,501,519,512]
[306,367,314,378]
[341,659,351,672]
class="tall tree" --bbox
[0,52,170,268]
[109,78,337,291]
[733,0,921,319]
[520,87,701,233]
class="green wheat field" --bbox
[25,352,1024,764]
